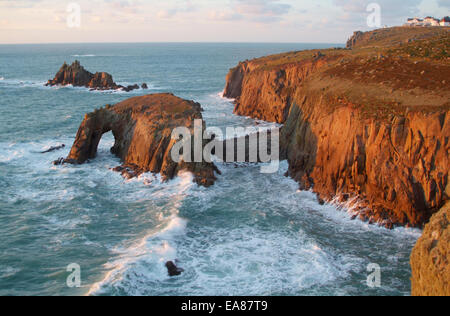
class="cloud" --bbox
[437,0,450,8]
[210,0,292,24]
[332,0,423,27]
[155,0,197,19]
[234,0,291,16]
[333,0,422,17]
[0,0,44,8]
[208,10,243,21]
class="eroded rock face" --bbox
[224,57,334,124]
[45,61,142,92]
[58,93,218,187]
[411,201,450,296]
[346,31,364,49]
[280,93,449,228]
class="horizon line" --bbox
[0,41,345,46]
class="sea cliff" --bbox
[224,27,450,228]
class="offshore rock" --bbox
[45,60,142,92]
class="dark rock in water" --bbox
[317,196,325,205]
[53,157,65,165]
[166,261,184,277]
[118,84,140,92]
[57,93,218,187]
[54,157,78,165]
[45,60,141,92]
[41,144,65,154]
[142,83,148,89]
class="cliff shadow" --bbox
[280,101,318,190]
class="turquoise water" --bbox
[0,43,420,296]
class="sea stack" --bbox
[45,60,142,92]
[56,93,219,187]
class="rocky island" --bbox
[56,93,219,187]
[46,60,148,92]
[224,27,449,295]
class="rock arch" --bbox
[59,94,219,187]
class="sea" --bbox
[0,43,421,296]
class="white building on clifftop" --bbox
[441,17,450,26]
[424,16,440,26]
[405,16,449,27]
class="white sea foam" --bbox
[0,134,420,296]
[71,54,96,57]
[84,161,419,296]
[0,78,46,88]
[87,171,193,296]
[217,90,235,102]
[0,77,160,94]
[0,267,21,279]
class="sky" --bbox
[0,0,449,44]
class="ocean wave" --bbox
[0,78,46,88]
[0,78,161,94]
[87,172,194,296]
[0,267,21,279]
[88,161,410,296]
[217,90,235,102]
[71,54,96,57]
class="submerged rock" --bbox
[41,144,65,154]
[57,93,218,186]
[45,60,141,92]
[166,261,184,277]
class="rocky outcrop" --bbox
[280,92,449,228]
[224,28,450,227]
[224,56,335,124]
[346,27,450,49]
[346,31,364,49]
[45,61,147,92]
[56,93,219,187]
[411,201,450,296]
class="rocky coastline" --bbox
[223,27,449,229]
[223,27,449,295]
[54,26,448,295]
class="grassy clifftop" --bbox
[230,27,449,118]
